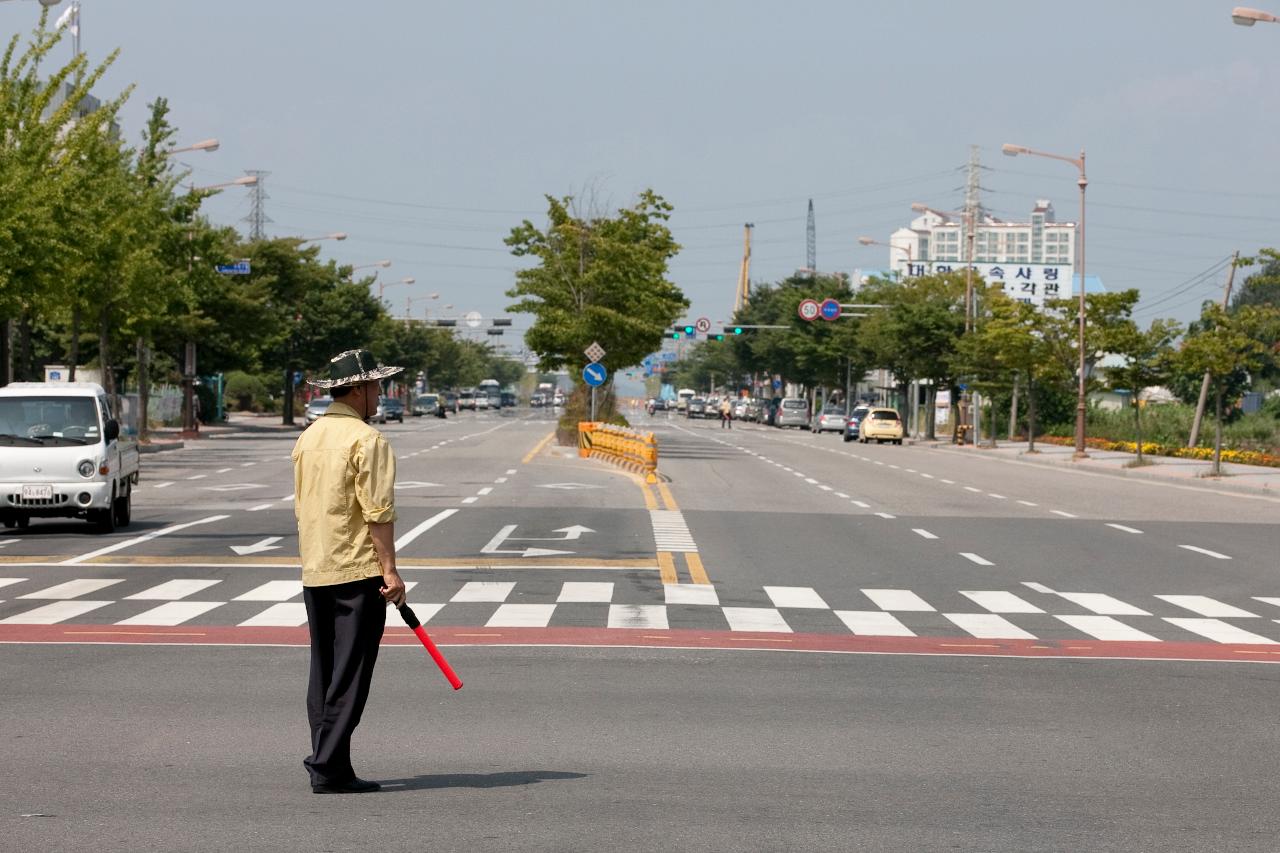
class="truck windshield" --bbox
[0,397,99,446]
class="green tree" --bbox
[1104,318,1182,464]
[1173,304,1278,475]
[506,191,687,434]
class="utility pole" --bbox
[1188,250,1240,447]
[962,146,981,443]
[735,223,754,313]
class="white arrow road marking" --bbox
[204,483,267,492]
[509,525,595,542]
[230,536,283,556]
[395,481,443,490]
[395,509,459,551]
[481,525,572,558]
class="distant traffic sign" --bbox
[819,298,842,321]
[661,351,678,362]
[695,317,711,333]
[582,362,608,387]
[798,299,820,322]
[216,261,251,275]
[464,311,483,329]
[584,341,606,363]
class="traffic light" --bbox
[683,325,696,336]
[728,326,743,335]
[486,328,504,336]
[713,333,725,341]
[435,319,457,327]
[671,330,683,340]
[492,318,512,327]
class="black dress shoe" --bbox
[312,777,381,794]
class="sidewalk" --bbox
[138,411,302,452]
[915,437,1280,498]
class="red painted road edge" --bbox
[2,623,1280,663]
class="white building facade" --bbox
[885,200,1077,308]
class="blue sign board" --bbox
[216,261,251,275]
[661,351,678,362]
[582,363,608,387]
[819,298,841,321]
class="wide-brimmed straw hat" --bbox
[308,348,403,389]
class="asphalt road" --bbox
[2,405,1278,851]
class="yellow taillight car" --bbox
[859,408,904,444]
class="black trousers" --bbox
[303,577,386,786]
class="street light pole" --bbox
[1002,143,1089,459]
[180,175,258,437]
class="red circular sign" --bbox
[798,299,820,321]
[695,317,711,333]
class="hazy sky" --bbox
[4,0,1279,362]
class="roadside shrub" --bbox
[224,370,271,413]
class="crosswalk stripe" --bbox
[861,589,934,612]
[486,603,556,628]
[1055,615,1159,642]
[607,604,668,630]
[116,601,224,626]
[960,591,1044,614]
[1164,618,1278,645]
[557,582,614,603]
[1155,595,1257,618]
[664,584,719,606]
[763,586,828,609]
[722,607,792,633]
[126,580,222,601]
[944,613,1036,640]
[20,579,124,600]
[451,582,515,603]
[233,581,302,602]
[0,578,28,591]
[238,603,308,627]
[1,600,112,624]
[1253,597,1280,609]
[834,610,915,637]
[1057,592,1150,616]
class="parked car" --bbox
[0,381,139,532]
[811,406,847,434]
[687,398,707,418]
[859,407,904,444]
[775,397,809,428]
[500,391,517,408]
[842,405,871,442]
[531,393,546,407]
[732,399,749,419]
[442,391,459,413]
[379,396,405,422]
[459,390,476,410]
[304,395,333,427]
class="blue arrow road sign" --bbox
[216,261,251,275]
[583,362,608,387]
[819,298,841,321]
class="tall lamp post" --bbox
[857,236,913,278]
[294,231,347,244]
[1002,142,1089,459]
[379,276,414,304]
[180,174,258,438]
[1232,6,1280,25]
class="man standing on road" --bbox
[719,397,732,429]
[292,349,407,794]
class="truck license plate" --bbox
[21,484,53,500]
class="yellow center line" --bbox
[656,481,679,512]
[656,552,679,584]
[521,430,556,464]
[684,552,711,585]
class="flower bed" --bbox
[1035,435,1280,468]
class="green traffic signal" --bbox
[733,327,743,335]
[671,331,683,339]
[713,334,724,341]
[683,325,696,335]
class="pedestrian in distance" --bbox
[720,397,732,429]
[292,349,407,795]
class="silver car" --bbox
[811,406,847,434]
[775,397,809,428]
[303,396,332,427]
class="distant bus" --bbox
[677,388,696,411]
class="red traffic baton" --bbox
[397,603,463,690]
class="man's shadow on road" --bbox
[379,770,587,792]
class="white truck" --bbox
[0,382,140,532]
